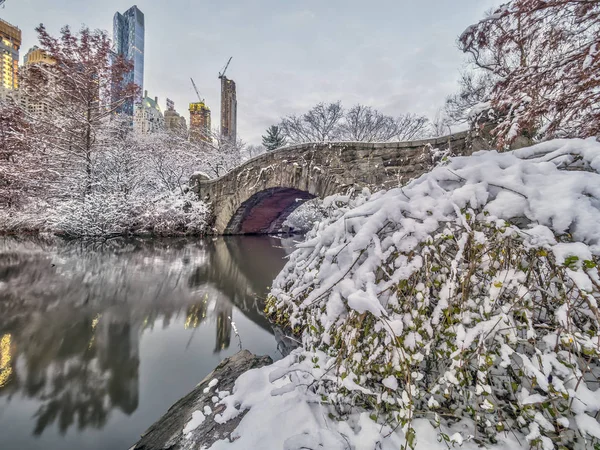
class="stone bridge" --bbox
[191,131,484,235]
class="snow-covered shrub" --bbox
[47,191,208,237]
[283,199,327,233]
[47,192,135,237]
[139,191,208,235]
[267,138,600,448]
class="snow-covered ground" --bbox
[189,138,600,449]
[202,349,524,450]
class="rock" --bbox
[130,350,273,450]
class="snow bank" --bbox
[209,349,524,450]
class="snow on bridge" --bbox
[191,132,481,235]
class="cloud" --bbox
[3,0,501,144]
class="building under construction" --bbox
[220,76,237,143]
[189,101,211,143]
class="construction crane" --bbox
[218,57,232,80]
[190,77,204,103]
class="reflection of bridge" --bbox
[192,133,479,234]
[0,236,290,437]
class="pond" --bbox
[0,235,295,450]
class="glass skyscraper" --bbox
[113,5,145,116]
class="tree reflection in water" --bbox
[0,235,294,437]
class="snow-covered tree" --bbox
[191,128,245,178]
[0,99,32,209]
[21,25,137,196]
[0,25,213,237]
[444,71,495,127]
[459,1,600,146]
[262,125,286,151]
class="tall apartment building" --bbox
[23,46,54,66]
[189,102,211,143]
[113,5,145,116]
[220,76,237,143]
[0,18,20,93]
[164,99,187,134]
[134,90,164,134]
[21,46,56,115]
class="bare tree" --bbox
[459,0,600,146]
[243,144,267,161]
[431,109,452,138]
[279,102,430,144]
[338,105,398,142]
[280,102,344,143]
[444,71,495,126]
[395,113,430,141]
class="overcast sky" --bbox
[2,0,499,144]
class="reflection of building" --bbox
[113,5,145,116]
[189,101,211,142]
[0,236,286,441]
[184,299,208,329]
[164,99,187,134]
[94,313,140,415]
[220,76,237,142]
[134,90,164,134]
[0,333,13,388]
[0,18,20,92]
[214,305,232,353]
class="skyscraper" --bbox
[189,102,211,143]
[220,77,237,143]
[164,99,187,134]
[0,18,20,92]
[22,46,55,116]
[113,5,145,116]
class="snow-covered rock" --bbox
[130,350,272,450]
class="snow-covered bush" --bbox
[139,191,208,236]
[267,138,600,448]
[48,192,136,237]
[47,191,208,237]
[283,199,327,233]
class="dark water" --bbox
[0,236,294,450]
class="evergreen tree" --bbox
[261,125,286,151]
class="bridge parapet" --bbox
[192,131,475,235]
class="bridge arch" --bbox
[191,132,475,235]
[225,187,315,234]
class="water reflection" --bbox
[0,235,295,448]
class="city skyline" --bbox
[1,0,500,144]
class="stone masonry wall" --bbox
[191,131,474,234]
